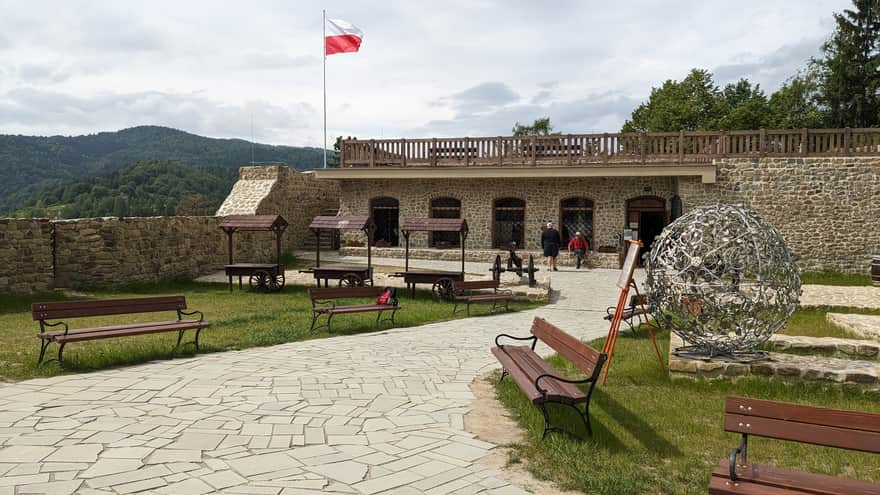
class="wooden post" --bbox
[844,127,851,156]
[801,128,808,156]
[603,133,610,163]
[314,229,321,268]
[497,137,503,166]
[464,137,470,167]
[431,138,437,167]
[566,134,572,165]
[530,137,537,166]
[403,231,410,272]
[369,139,376,167]
[759,128,766,157]
[678,131,685,163]
[721,131,728,158]
[640,132,647,163]
[401,138,407,167]
[339,139,345,168]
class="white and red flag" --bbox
[325,18,364,55]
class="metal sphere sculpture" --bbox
[646,205,800,358]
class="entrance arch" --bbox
[626,196,667,264]
[370,197,399,246]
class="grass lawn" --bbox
[495,327,880,494]
[778,306,880,339]
[0,281,541,382]
[801,271,873,286]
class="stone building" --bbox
[310,131,880,272]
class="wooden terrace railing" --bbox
[339,128,880,168]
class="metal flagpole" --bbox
[322,9,327,169]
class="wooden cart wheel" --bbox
[249,270,271,293]
[271,272,285,291]
[432,277,455,301]
[338,272,364,287]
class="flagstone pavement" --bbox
[0,261,633,495]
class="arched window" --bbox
[430,197,461,248]
[493,197,526,248]
[560,197,594,247]
[370,197,399,246]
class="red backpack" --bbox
[376,287,396,305]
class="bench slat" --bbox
[308,287,386,300]
[530,318,603,377]
[492,347,543,402]
[726,396,880,435]
[325,305,397,314]
[44,321,209,343]
[492,346,585,404]
[725,413,880,454]
[710,460,880,495]
[33,296,186,320]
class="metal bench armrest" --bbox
[494,333,537,349]
[178,309,204,322]
[41,320,69,336]
[728,434,748,482]
[312,299,336,309]
[534,373,591,394]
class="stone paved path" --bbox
[800,284,880,309]
[0,267,631,494]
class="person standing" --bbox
[567,231,590,269]
[541,222,561,271]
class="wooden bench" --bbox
[33,296,209,365]
[492,317,607,439]
[709,395,880,495]
[308,287,399,332]
[604,294,649,333]
[452,279,513,316]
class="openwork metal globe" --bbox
[646,204,800,358]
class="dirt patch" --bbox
[466,374,581,495]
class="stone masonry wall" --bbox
[217,166,340,249]
[679,157,880,273]
[337,176,677,250]
[0,219,54,293]
[53,216,275,289]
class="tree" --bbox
[512,117,554,136]
[815,0,880,127]
[767,70,826,128]
[709,79,772,130]
[621,69,719,132]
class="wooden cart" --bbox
[302,215,376,287]
[220,215,288,292]
[393,218,468,300]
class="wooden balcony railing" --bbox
[339,128,880,168]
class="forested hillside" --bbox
[0,126,325,215]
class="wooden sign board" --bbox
[616,240,641,290]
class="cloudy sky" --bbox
[0,0,850,146]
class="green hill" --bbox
[0,125,326,214]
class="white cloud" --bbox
[0,0,852,144]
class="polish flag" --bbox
[325,18,363,55]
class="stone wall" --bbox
[0,219,53,293]
[52,216,275,289]
[217,166,340,249]
[337,176,676,250]
[679,157,880,273]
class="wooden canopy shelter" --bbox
[220,215,288,292]
[395,218,469,300]
[306,215,377,287]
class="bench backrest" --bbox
[308,287,386,301]
[33,296,187,321]
[724,396,880,453]
[453,280,499,291]
[628,294,647,307]
[530,317,606,379]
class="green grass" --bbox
[801,271,873,286]
[0,281,541,382]
[778,306,880,339]
[494,330,880,495]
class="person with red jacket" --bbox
[567,231,590,269]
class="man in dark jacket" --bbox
[541,222,561,271]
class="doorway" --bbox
[626,196,667,265]
[370,197,399,246]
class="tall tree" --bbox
[709,79,772,130]
[512,117,554,136]
[768,70,826,128]
[816,0,880,127]
[621,69,719,132]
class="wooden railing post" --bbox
[759,128,766,157]
[801,128,808,156]
[339,140,346,168]
[497,137,503,166]
[566,134,572,165]
[401,138,407,167]
[431,138,437,167]
[640,132,647,163]
[678,131,685,164]
[721,131,728,158]
[603,133,610,163]
[464,137,470,167]
[369,139,376,167]
[844,127,851,156]
[530,137,537,166]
